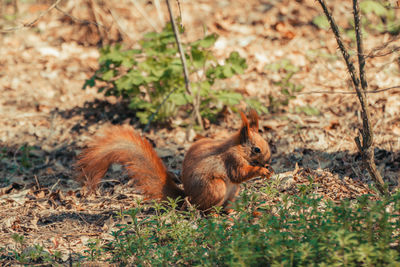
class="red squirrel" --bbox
[76,109,272,212]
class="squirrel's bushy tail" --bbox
[76,126,184,200]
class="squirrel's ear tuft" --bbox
[239,111,250,143]
[248,109,259,131]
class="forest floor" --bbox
[0,0,399,263]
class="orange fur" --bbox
[76,110,272,211]
[76,126,183,199]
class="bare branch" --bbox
[165,0,203,129]
[317,0,360,89]
[317,0,388,196]
[366,34,400,58]
[130,0,159,32]
[154,0,165,27]
[55,5,107,28]
[175,0,183,28]
[297,85,400,95]
[0,0,62,33]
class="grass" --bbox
[1,185,400,266]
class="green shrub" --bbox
[84,23,250,125]
[0,234,63,264]
[84,192,400,266]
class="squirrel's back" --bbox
[76,126,183,199]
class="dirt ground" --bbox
[0,0,399,263]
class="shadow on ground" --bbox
[53,99,139,133]
[271,146,399,188]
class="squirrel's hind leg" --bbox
[189,179,227,213]
[222,185,240,214]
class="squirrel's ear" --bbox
[248,109,259,131]
[239,111,250,143]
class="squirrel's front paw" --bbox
[259,166,273,179]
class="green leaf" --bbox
[143,31,158,39]
[83,77,95,89]
[360,1,387,17]
[226,51,247,67]
[196,33,218,48]
[115,70,143,91]
[231,63,245,74]
[151,68,165,79]
[199,81,211,92]
[170,92,190,106]
[222,65,234,78]
[245,98,269,114]
[136,111,150,124]
[129,98,153,110]
[191,48,207,68]
[312,15,330,30]
[295,105,320,116]
[115,76,133,91]
[387,21,400,35]
[216,90,242,106]
[101,69,115,81]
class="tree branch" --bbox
[317,0,388,196]
[297,85,400,95]
[165,0,203,129]
[0,0,62,33]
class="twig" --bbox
[317,0,360,88]
[0,0,62,33]
[154,0,165,27]
[50,179,60,192]
[366,34,400,58]
[165,0,203,129]
[130,0,159,31]
[317,0,388,196]
[55,5,107,28]
[108,7,132,42]
[175,0,183,28]
[34,175,41,190]
[297,85,400,95]
[89,0,105,44]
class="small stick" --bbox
[130,0,159,31]
[165,0,203,129]
[1,0,61,32]
[296,85,400,95]
[154,0,165,27]
[34,175,41,190]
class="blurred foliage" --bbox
[84,22,261,125]
[265,59,305,113]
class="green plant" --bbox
[360,0,400,35]
[83,190,400,266]
[85,239,104,262]
[266,59,304,112]
[2,234,63,264]
[84,23,252,125]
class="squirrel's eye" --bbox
[253,147,261,153]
